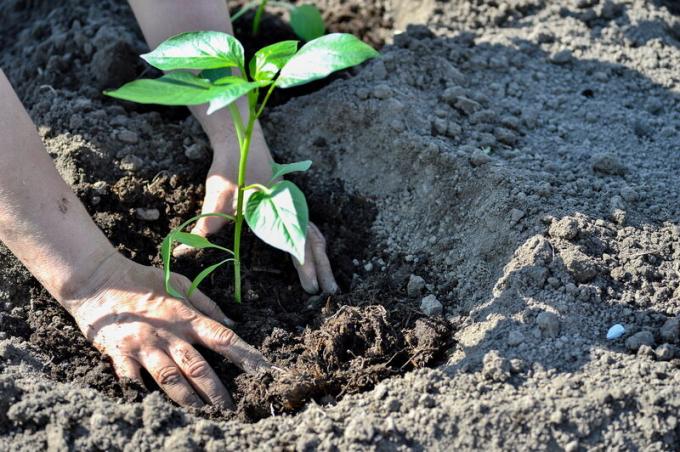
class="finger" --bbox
[308,223,339,294]
[191,318,270,374]
[111,355,143,383]
[187,286,236,327]
[138,349,204,408]
[292,237,320,294]
[174,174,233,258]
[168,341,234,409]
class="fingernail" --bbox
[223,317,236,327]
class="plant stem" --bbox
[252,0,269,36]
[232,110,256,303]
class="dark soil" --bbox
[0,0,449,423]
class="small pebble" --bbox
[625,330,655,352]
[420,295,443,316]
[508,330,525,346]
[117,129,139,144]
[120,155,144,172]
[655,344,675,361]
[135,208,160,221]
[536,311,560,338]
[551,49,573,65]
[660,317,680,343]
[184,144,205,161]
[407,274,426,298]
[469,148,492,167]
[606,324,625,340]
[592,153,626,176]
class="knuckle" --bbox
[155,365,183,386]
[186,359,211,379]
[173,301,199,321]
[211,324,237,348]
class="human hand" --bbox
[64,253,269,409]
[175,136,339,294]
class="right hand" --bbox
[65,253,269,409]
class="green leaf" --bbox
[173,232,216,249]
[289,5,325,42]
[161,234,184,299]
[245,180,309,263]
[249,40,299,81]
[105,72,219,106]
[277,33,378,88]
[141,31,244,71]
[199,67,232,82]
[105,72,262,112]
[270,160,312,181]
[207,79,269,114]
[188,258,234,296]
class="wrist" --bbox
[55,248,125,315]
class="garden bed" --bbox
[2,0,680,449]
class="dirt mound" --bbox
[3,0,680,450]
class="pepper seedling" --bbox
[105,32,377,303]
[232,1,325,41]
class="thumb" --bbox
[172,218,227,258]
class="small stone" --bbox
[184,144,205,161]
[606,324,625,340]
[592,153,626,176]
[469,148,492,167]
[507,330,525,346]
[420,295,443,316]
[565,440,579,452]
[625,331,655,352]
[441,86,464,105]
[551,49,573,65]
[135,208,160,221]
[549,217,579,240]
[510,208,525,225]
[454,96,481,115]
[660,317,680,343]
[494,127,518,146]
[655,344,675,361]
[117,129,139,144]
[92,181,108,195]
[637,344,655,357]
[407,274,426,298]
[432,118,448,135]
[119,155,144,172]
[562,248,598,283]
[386,397,401,412]
[482,350,511,382]
[372,84,392,99]
[536,311,560,338]
[363,262,374,272]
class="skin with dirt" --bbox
[2,0,680,450]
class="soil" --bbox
[2,0,680,450]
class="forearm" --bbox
[0,70,116,309]
[127,0,271,168]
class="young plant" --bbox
[105,32,377,303]
[232,1,326,41]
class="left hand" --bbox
[175,137,339,295]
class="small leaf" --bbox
[245,180,309,263]
[173,232,216,249]
[105,72,218,106]
[141,31,244,70]
[270,160,312,181]
[207,79,269,114]
[290,5,325,42]
[277,33,378,88]
[161,234,184,299]
[188,258,234,296]
[249,40,299,81]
